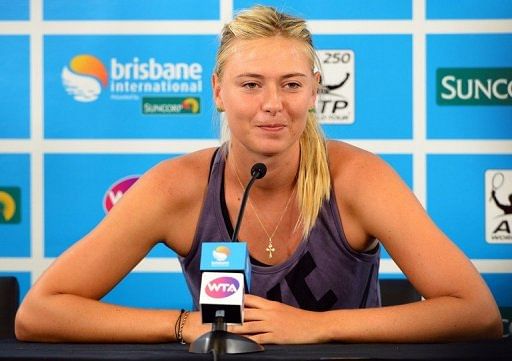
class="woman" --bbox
[15,6,501,344]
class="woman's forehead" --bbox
[223,36,312,73]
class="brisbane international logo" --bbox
[0,187,21,224]
[61,53,202,113]
[62,54,108,102]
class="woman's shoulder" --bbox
[138,147,219,205]
[326,140,397,197]
[327,140,385,176]
[151,147,218,177]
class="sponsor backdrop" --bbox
[0,0,511,321]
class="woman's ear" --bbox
[212,74,224,111]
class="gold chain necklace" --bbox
[230,153,296,259]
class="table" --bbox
[1,338,511,360]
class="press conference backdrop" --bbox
[0,0,511,320]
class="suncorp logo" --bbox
[103,176,139,213]
[437,68,512,105]
[62,54,108,102]
[62,55,204,105]
[0,187,21,224]
[205,277,240,298]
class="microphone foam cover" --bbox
[251,163,267,179]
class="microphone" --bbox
[231,163,267,242]
[198,163,266,324]
[190,163,266,354]
[198,242,250,324]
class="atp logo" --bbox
[205,277,239,298]
[486,169,512,243]
[212,245,230,262]
[62,54,108,102]
[103,176,139,213]
[0,187,21,224]
[315,50,355,124]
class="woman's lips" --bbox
[258,124,286,131]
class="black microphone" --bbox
[190,162,266,355]
[231,163,267,242]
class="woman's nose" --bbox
[261,85,283,114]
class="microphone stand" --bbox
[189,163,266,355]
[189,310,263,354]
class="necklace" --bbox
[230,153,296,259]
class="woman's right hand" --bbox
[182,311,211,343]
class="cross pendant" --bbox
[266,239,276,259]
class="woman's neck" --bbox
[226,141,300,193]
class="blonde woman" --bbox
[16,6,501,344]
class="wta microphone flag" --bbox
[199,242,250,324]
[190,164,266,355]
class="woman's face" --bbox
[213,36,318,157]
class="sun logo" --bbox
[212,245,230,262]
[182,97,200,113]
[62,54,108,102]
[0,187,20,224]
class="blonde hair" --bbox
[215,6,330,238]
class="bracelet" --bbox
[174,309,190,344]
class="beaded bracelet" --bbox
[174,309,190,344]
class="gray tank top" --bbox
[178,145,381,311]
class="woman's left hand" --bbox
[229,294,328,344]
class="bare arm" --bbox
[15,150,213,342]
[322,148,501,342]
[231,143,502,344]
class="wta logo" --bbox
[205,277,240,298]
[62,54,108,102]
[103,176,139,213]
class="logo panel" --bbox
[427,34,512,139]
[486,170,512,244]
[234,0,412,20]
[316,50,355,124]
[313,35,412,139]
[44,0,219,20]
[1,36,30,138]
[44,35,217,139]
[437,68,512,105]
[0,1,29,20]
[44,153,171,257]
[0,187,21,224]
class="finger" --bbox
[243,308,265,321]
[245,332,272,345]
[230,320,268,335]
[244,294,271,308]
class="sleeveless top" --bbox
[178,145,381,311]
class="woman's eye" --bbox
[242,82,259,89]
[285,82,301,89]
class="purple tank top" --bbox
[178,145,381,311]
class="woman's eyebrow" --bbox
[235,72,308,79]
